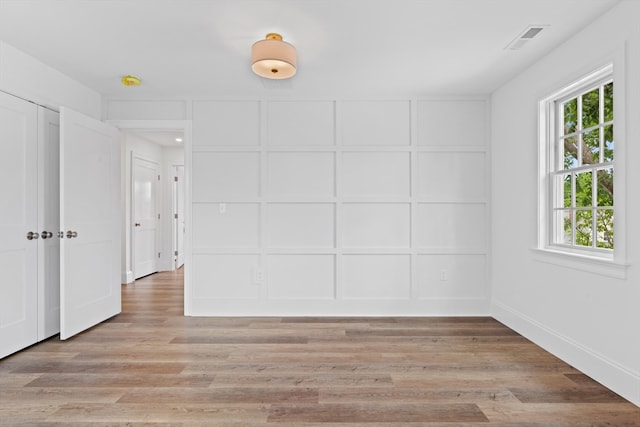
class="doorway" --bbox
[108,119,191,314]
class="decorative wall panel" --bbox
[416,254,487,299]
[192,203,259,249]
[267,203,335,248]
[342,152,410,197]
[192,254,260,299]
[267,101,334,146]
[342,203,410,248]
[417,100,486,146]
[343,255,411,299]
[193,101,260,147]
[192,152,260,200]
[342,101,410,146]
[267,152,335,197]
[417,152,487,200]
[416,203,486,250]
[267,255,335,299]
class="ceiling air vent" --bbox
[505,25,548,50]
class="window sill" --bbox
[531,248,628,279]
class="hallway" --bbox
[1,269,639,425]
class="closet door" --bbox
[38,107,60,340]
[59,107,120,340]
[0,91,38,358]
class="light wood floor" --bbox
[2,269,639,426]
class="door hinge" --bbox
[174,213,178,219]
[174,176,178,182]
[158,252,161,258]
[157,214,160,220]
[174,250,178,256]
[158,175,161,181]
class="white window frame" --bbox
[536,62,627,279]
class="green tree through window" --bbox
[555,80,613,250]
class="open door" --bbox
[60,107,120,340]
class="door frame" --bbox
[108,120,192,316]
[171,164,185,270]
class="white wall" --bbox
[491,1,640,406]
[106,97,491,315]
[0,41,101,118]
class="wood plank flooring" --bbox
[2,269,639,426]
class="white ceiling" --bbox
[0,0,621,99]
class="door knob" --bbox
[26,231,40,240]
[66,230,78,239]
[41,231,53,239]
[135,223,141,227]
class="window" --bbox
[553,77,614,252]
[538,64,626,274]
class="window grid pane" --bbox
[603,124,614,162]
[552,209,573,246]
[604,82,613,122]
[582,88,600,129]
[596,209,614,249]
[563,98,577,135]
[575,209,593,247]
[575,171,592,207]
[562,135,579,169]
[597,167,614,207]
[562,174,571,208]
[583,128,599,165]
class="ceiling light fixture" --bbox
[251,33,297,79]
[121,75,141,86]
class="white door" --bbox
[133,157,159,279]
[38,107,61,340]
[0,91,38,358]
[60,107,120,340]
[174,165,185,269]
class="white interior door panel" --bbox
[0,92,38,358]
[60,107,120,340]
[133,157,159,279]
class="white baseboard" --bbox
[189,297,491,317]
[121,270,134,284]
[492,300,640,407]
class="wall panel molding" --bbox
[190,98,490,315]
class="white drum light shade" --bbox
[251,33,297,79]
